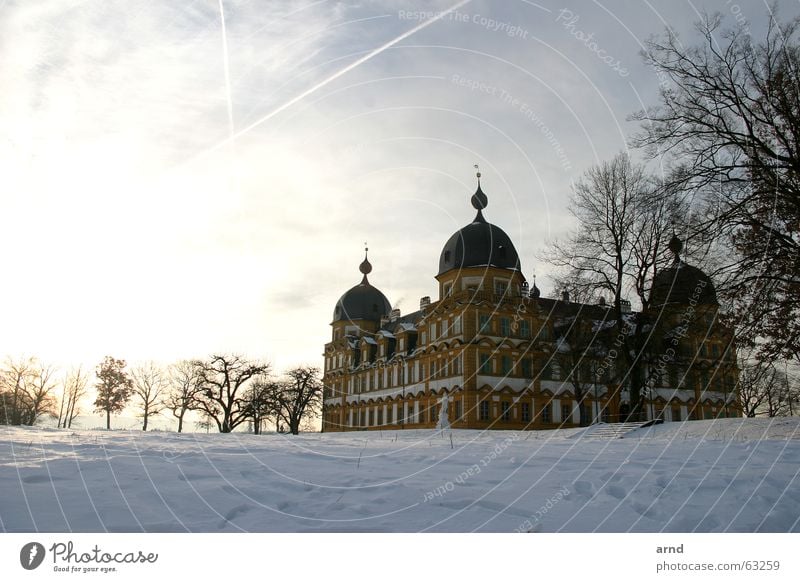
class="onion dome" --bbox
[649,235,717,308]
[530,275,541,298]
[438,172,521,276]
[332,247,392,323]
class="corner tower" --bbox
[330,248,392,341]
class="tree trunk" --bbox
[177,413,184,433]
[57,389,66,429]
[106,408,111,430]
[143,412,148,431]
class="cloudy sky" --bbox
[1,0,797,373]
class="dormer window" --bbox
[444,250,451,263]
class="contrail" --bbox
[205,0,472,154]
[218,0,235,137]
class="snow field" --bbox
[1,418,798,532]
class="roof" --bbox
[332,281,392,323]
[649,260,718,308]
[438,214,521,276]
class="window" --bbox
[479,314,491,333]
[479,353,492,374]
[499,318,511,337]
[521,402,531,423]
[451,355,460,375]
[455,400,462,421]
[541,403,552,424]
[418,406,426,424]
[430,404,438,423]
[495,281,507,296]
[377,408,383,425]
[406,403,415,423]
[561,401,572,423]
[501,401,511,422]
[430,361,437,379]
[521,358,533,378]
[387,405,393,425]
[520,320,530,338]
[443,282,452,296]
[711,344,720,357]
[430,323,437,341]
[369,409,374,426]
[421,332,427,344]
[360,409,366,426]
[479,400,490,421]
[501,355,512,375]
[453,316,462,335]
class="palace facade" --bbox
[321,175,740,432]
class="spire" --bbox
[471,164,488,222]
[530,274,541,299]
[359,243,372,284]
[668,234,683,265]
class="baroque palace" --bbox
[321,174,740,432]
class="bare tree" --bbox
[734,338,797,418]
[131,362,167,431]
[1,357,58,425]
[553,316,609,426]
[191,354,270,433]
[165,360,201,433]
[634,12,800,363]
[544,153,687,419]
[58,366,89,429]
[26,363,59,425]
[94,356,134,430]
[271,366,323,435]
[241,376,274,434]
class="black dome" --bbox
[438,213,521,276]
[332,281,392,323]
[650,261,718,308]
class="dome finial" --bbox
[471,165,488,220]
[359,242,372,283]
[668,234,683,265]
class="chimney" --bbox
[620,299,631,313]
[420,296,431,309]
[380,314,390,327]
[390,308,401,320]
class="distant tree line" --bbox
[1,354,322,433]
